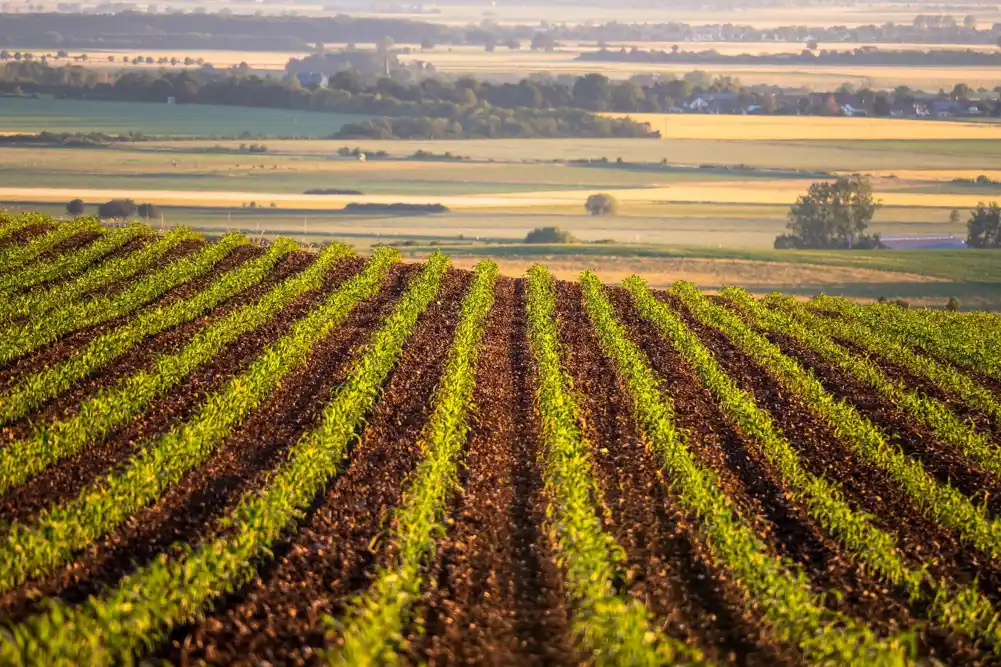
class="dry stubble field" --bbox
[3,215,1001,664]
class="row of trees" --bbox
[67,199,160,220]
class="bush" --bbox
[97,199,135,219]
[585,193,619,216]
[946,296,962,311]
[66,199,85,216]
[136,203,160,219]
[524,227,578,244]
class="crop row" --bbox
[671,283,1001,563]
[587,274,909,665]
[328,259,497,664]
[810,295,1001,384]
[0,213,44,245]
[0,218,101,274]
[0,226,202,326]
[731,290,1001,479]
[631,282,1001,649]
[0,237,299,425]
[0,251,447,666]
[0,241,353,494]
[524,265,696,666]
[0,231,249,366]
[0,247,397,592]
[0,223,150,297]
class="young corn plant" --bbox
[809,295,1001,384]
[671,281,1001,563]
[0,214,42,244]
[626,278,1001,652]
[725,287,1001,480]
[0,237,301,425]
[0,222,149,297]
[0,232,248,365]
[0,217,102,274]
[524,265,703,667]
[0,252,449,667]
[325,260,497,665]
[587,273,912,666]
[0,227,202,326]
[766,293,1001,426]
[0,247,400,592]
[0,241,352,491]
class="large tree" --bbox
[967,202,1001,248]
[777,174,882,249]
[65,199,85,217]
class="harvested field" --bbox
[3,214,1001,665]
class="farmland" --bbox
[3,214,1001,664]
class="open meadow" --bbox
[4,216,1001,665]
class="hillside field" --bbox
[3,215,1001,664]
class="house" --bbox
[296,72,329,87]
[880,235,967,250]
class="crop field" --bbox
[4,213,1001,665]
[0,97,364,138]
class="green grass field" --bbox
[0,97,365,137]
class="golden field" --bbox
[606,113,1001,141]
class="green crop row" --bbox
[524,265,700,667]
[810,296,1001,384]
[0,223,149,297]
[0,232,248,366]
[1,227,202,326]
[0,252,446,667]
[327,260,497,665]
[0,218,102,274]
[729,289,1001,480]
[0,247,398,592]
[0,241,351,494]
[592,274,910,665]
[671,282,1001,563]
[0,213,42,243]
[0,237,299,426]
[771,295,1001,426]
[625,280,1001,651]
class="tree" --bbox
[964,14,978,30]
[530,32,555,52]
[525,226,577,243]
[137,202,160,219]
[952,83,972,100]
[967,202,1001,248]
[585,193,619,216]
[376,36,396,54]
[420,37,435,51]
[946,296,962,311]
[98,199,136,219]
[66,199,85,216]
[949,208,962,225]
[806,39,819,51]
[780,175,882,249]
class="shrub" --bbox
[585,193,619,216]
[97,199,135,219]
[524,227,578,244]
[946,296,961,311]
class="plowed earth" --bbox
[4,226,1001,666]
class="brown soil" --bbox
[553,280,794,665]
[158,269,470,666]
[408,277,577,667]
[0,256,366,524]
[0,262,414,622]
[665,292,996,664]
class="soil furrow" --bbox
[763,329,1001,515]
[158,269,470,666]
[663,292,1001,658]
[0,224,50,255]
[0,263,414,622]
[32,231,102,265]
[0,243,260,386]
[554,281,792,665]
[0,256,366,524]
[0,249,315,412]
[408,277,577,667]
